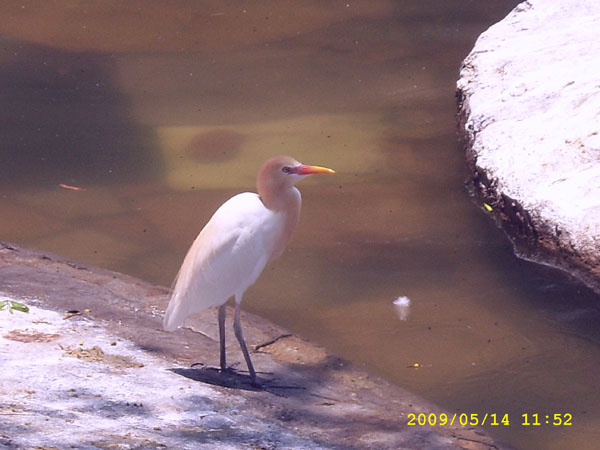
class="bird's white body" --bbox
[162,155,333,384]
[163,190,298,331]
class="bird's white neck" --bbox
[261,187,302,260]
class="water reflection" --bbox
[0,39,161,186]
[2,2,600,449]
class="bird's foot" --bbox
[217,365,263,388]
[219,360,241,375]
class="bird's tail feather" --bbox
[163,288,189,332]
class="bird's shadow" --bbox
[169,365,307,395]
[169,365,262,391]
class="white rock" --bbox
[0,301,319,449]
[457,0,600,289]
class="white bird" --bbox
[163,155,335,384]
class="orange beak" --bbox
[295,164,336,175]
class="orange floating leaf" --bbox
[59,183,86,191]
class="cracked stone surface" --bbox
[0,242,506,449]
[457,0,600,292]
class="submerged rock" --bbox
[457,0,600,291]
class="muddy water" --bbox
[2,2,600,449]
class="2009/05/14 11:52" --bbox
[407,412,573,427]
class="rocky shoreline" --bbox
[457,0,600,293]
[0,242,505,449]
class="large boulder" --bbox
[457,0,600,291]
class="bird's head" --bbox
[257,155,335,207]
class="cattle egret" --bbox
[163,155,335,384]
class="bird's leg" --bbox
[218,304,227,372]
[233,301,257,384]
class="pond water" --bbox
[2,2,600,449]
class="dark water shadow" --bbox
[0,38,162,188]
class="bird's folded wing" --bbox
[163,193,272,330]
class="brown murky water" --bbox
[2,2,600,449]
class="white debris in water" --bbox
[393,296,411,321]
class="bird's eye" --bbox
[282,166,292,174]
